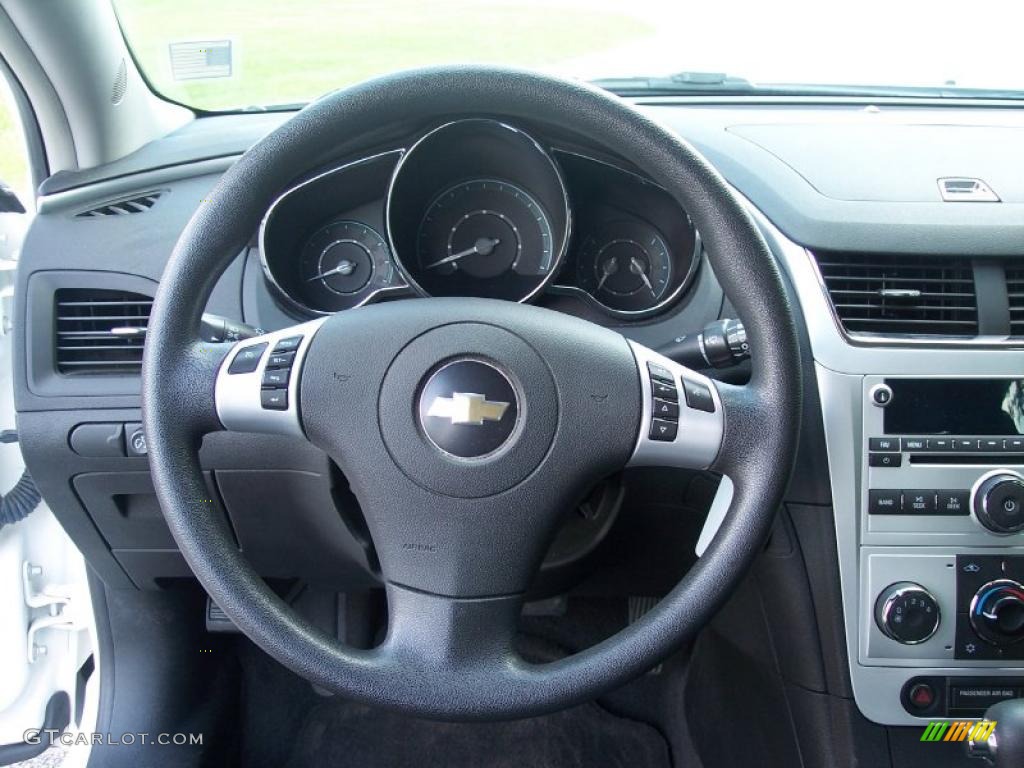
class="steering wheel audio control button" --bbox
[228,342,268,374]
[650,418,678,442]
[261,369,289,388]
[266,351,295,369]
[261,389,288,411]
[683,379,716,413]
[273,336,303,353]
[651,380,678,402]
[653,398,679,420]
[647,361,674,383]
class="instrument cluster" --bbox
[260,120,701,320]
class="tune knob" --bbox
[970,579,1024,646]
[874,582,941,644]
[973,471,1024,534]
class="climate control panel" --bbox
[957,555,1024,659]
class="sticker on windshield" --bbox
[169,40,233,81]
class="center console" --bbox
[756,209,1024,726]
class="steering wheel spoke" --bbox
[625,340,725,471]
[379,584,523,674]
[214,317,328,437]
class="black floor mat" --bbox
[282,700,671,768]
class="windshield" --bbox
[114,0,1024,111]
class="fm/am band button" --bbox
[869,490,902,514]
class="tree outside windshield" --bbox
[115,0,1024,111]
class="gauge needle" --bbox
[307,259,356,282]
[426,237,500,269]
[596,257,619,291]
[629,257,657,297]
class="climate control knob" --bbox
[970,579,1024,646]
[874,582,941,645]
[973,471,1024,534]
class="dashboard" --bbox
[260,118,699,320]
[13,96,1024,738]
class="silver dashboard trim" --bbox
[751,199,1024,725]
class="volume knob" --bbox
[874,582,941,645]
[973,471,1024,534]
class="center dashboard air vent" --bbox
[813,252,979,338]
[55,289,151,375]
[75,190,165,218]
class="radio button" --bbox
[980,438,1003,452]
[955,438,980,452]
[904,490,937,513]
[1007,438,1024,452]
[927,438,954,451]
[869,453,902,468]
[901,437,927,451]
[870,383,894,406]
[937,491,970,515]
[869,437,899,452]
[868,489,902,514]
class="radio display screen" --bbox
[884,379,1024,435]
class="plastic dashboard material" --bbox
[13,92,1024,726]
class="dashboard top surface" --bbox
[38,98,1024,257]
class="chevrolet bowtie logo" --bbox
[426,392,510,426]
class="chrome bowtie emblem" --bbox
[426,392,509,425]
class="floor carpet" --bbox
[281,699,671,768]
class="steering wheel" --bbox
[143,67,801,720]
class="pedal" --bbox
[628,596,663,675]
[522,595,567,617]
[205,597,239,633]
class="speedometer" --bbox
[417,179,554,282]
[386,119,570,303]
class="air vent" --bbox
[55,289,151,375]
[814,252,978,337]
[76,190,164,218]
[1008,264,1024,337]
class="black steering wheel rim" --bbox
[142,66,802,720]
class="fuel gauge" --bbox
[576,221,673,313]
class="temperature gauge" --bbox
[576,220,673,313]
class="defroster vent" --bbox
[55,289,151,375]
[76,190,164,218]
[814,252,978,337]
